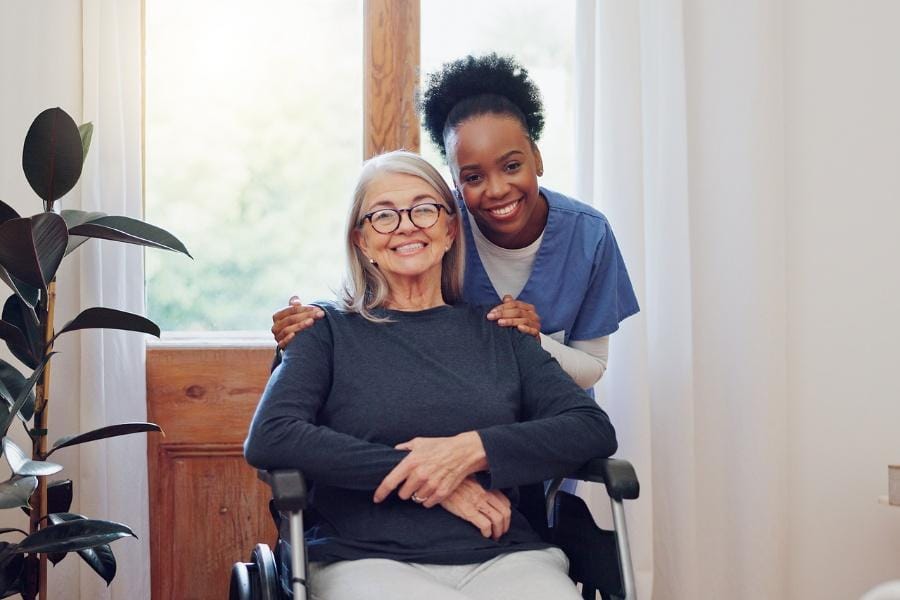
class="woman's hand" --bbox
[487,295,541,339]
[271,296,325,349]
[438,477,511,541]
[373,432,489,508]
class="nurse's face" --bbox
[446,114,546,249]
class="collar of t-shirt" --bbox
[466,211,545,300]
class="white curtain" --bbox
[576,1,788,599]
[50,0,150,598]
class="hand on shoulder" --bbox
[271,295,325,349]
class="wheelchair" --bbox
[230,457,640,600]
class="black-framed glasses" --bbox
[360,203,452,234]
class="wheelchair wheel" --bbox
[229,562,254,600]
[230,544,279,600]
[250,543,279,600]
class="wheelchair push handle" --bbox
[258,469,308,512]
[572,457,640,501]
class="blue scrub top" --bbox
[458,187,639,345]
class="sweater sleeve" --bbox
[244,314,406,490]
[476,332,618,490]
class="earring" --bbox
[368,257,378,266]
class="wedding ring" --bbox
[411,493,426,504]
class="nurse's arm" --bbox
[538,335,609,389]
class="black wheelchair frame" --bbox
[231,457,639,600]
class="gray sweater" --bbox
[244,303,617,564]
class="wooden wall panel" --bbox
[364,0,420,157]
[147,346,276,600]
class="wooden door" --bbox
[147,344,276,600]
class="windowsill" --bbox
[147,331,276,350]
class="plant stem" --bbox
[27,279,55,600]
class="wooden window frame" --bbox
[145,2,421,597]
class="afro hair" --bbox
[419,53,545,159]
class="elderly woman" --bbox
[244,151,617,600]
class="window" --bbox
[145,1,575,333]
[145,0,363,331]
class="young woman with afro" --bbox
[271,54,639,391]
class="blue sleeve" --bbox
[476,332,618,489]
[243,315,405,490]
[569,220,639,341]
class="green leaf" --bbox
[78,122,93,163]
[0,267,39,314]
[0,359,35,422]
[69,216,192,258]
[2,438,62,477]
[0,202,18,227]
[2,296,41,368]
[0,476,37,509]
[47,480,73,514]
[0,213,68,292]
[0,546,24,598]
[22,108,84,205]
[0,320,37,369]
[54,307,160,340]
[15,519,135,555]
[60,209,107,256]
[46,514,116,585]
[0,354,51,438]
[48,423,162,458]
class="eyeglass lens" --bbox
[370,205,441,233]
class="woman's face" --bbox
[354,172,456,286]
[446,114,545,249]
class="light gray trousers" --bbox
[308,547,582,600]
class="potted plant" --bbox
[0,107,190,598]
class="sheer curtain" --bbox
[54,0,150,598]
[575,1,789,599]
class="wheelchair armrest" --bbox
[258,469,308,512]
[571,458,639,501]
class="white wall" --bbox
[1,2,85,596]
[682,0,789,597]
[785,0,900,598]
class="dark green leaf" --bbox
[0,476,37,509]
[0,358,34,421]
[0,320,36,369]
[0,213,68,291]
[0,202,18,227]
[2,438,62,476]
[47,480,73,514]
[54,307,160,340]
[48,423,161,457]
[61,209,106,256]
[2,296,41,368]
[16,519,135,554]
[0,548,24,598]
[46,514,116,584]
[0,353,51,438]
[0,267,39,315]
[22,108,84,204]
[78,122,93,163]
[69,216,192,258]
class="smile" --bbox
[487,199,521,219]
[392,242,426,255]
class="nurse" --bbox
[272,53,639,390]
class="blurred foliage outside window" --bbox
[145,0,573,332]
